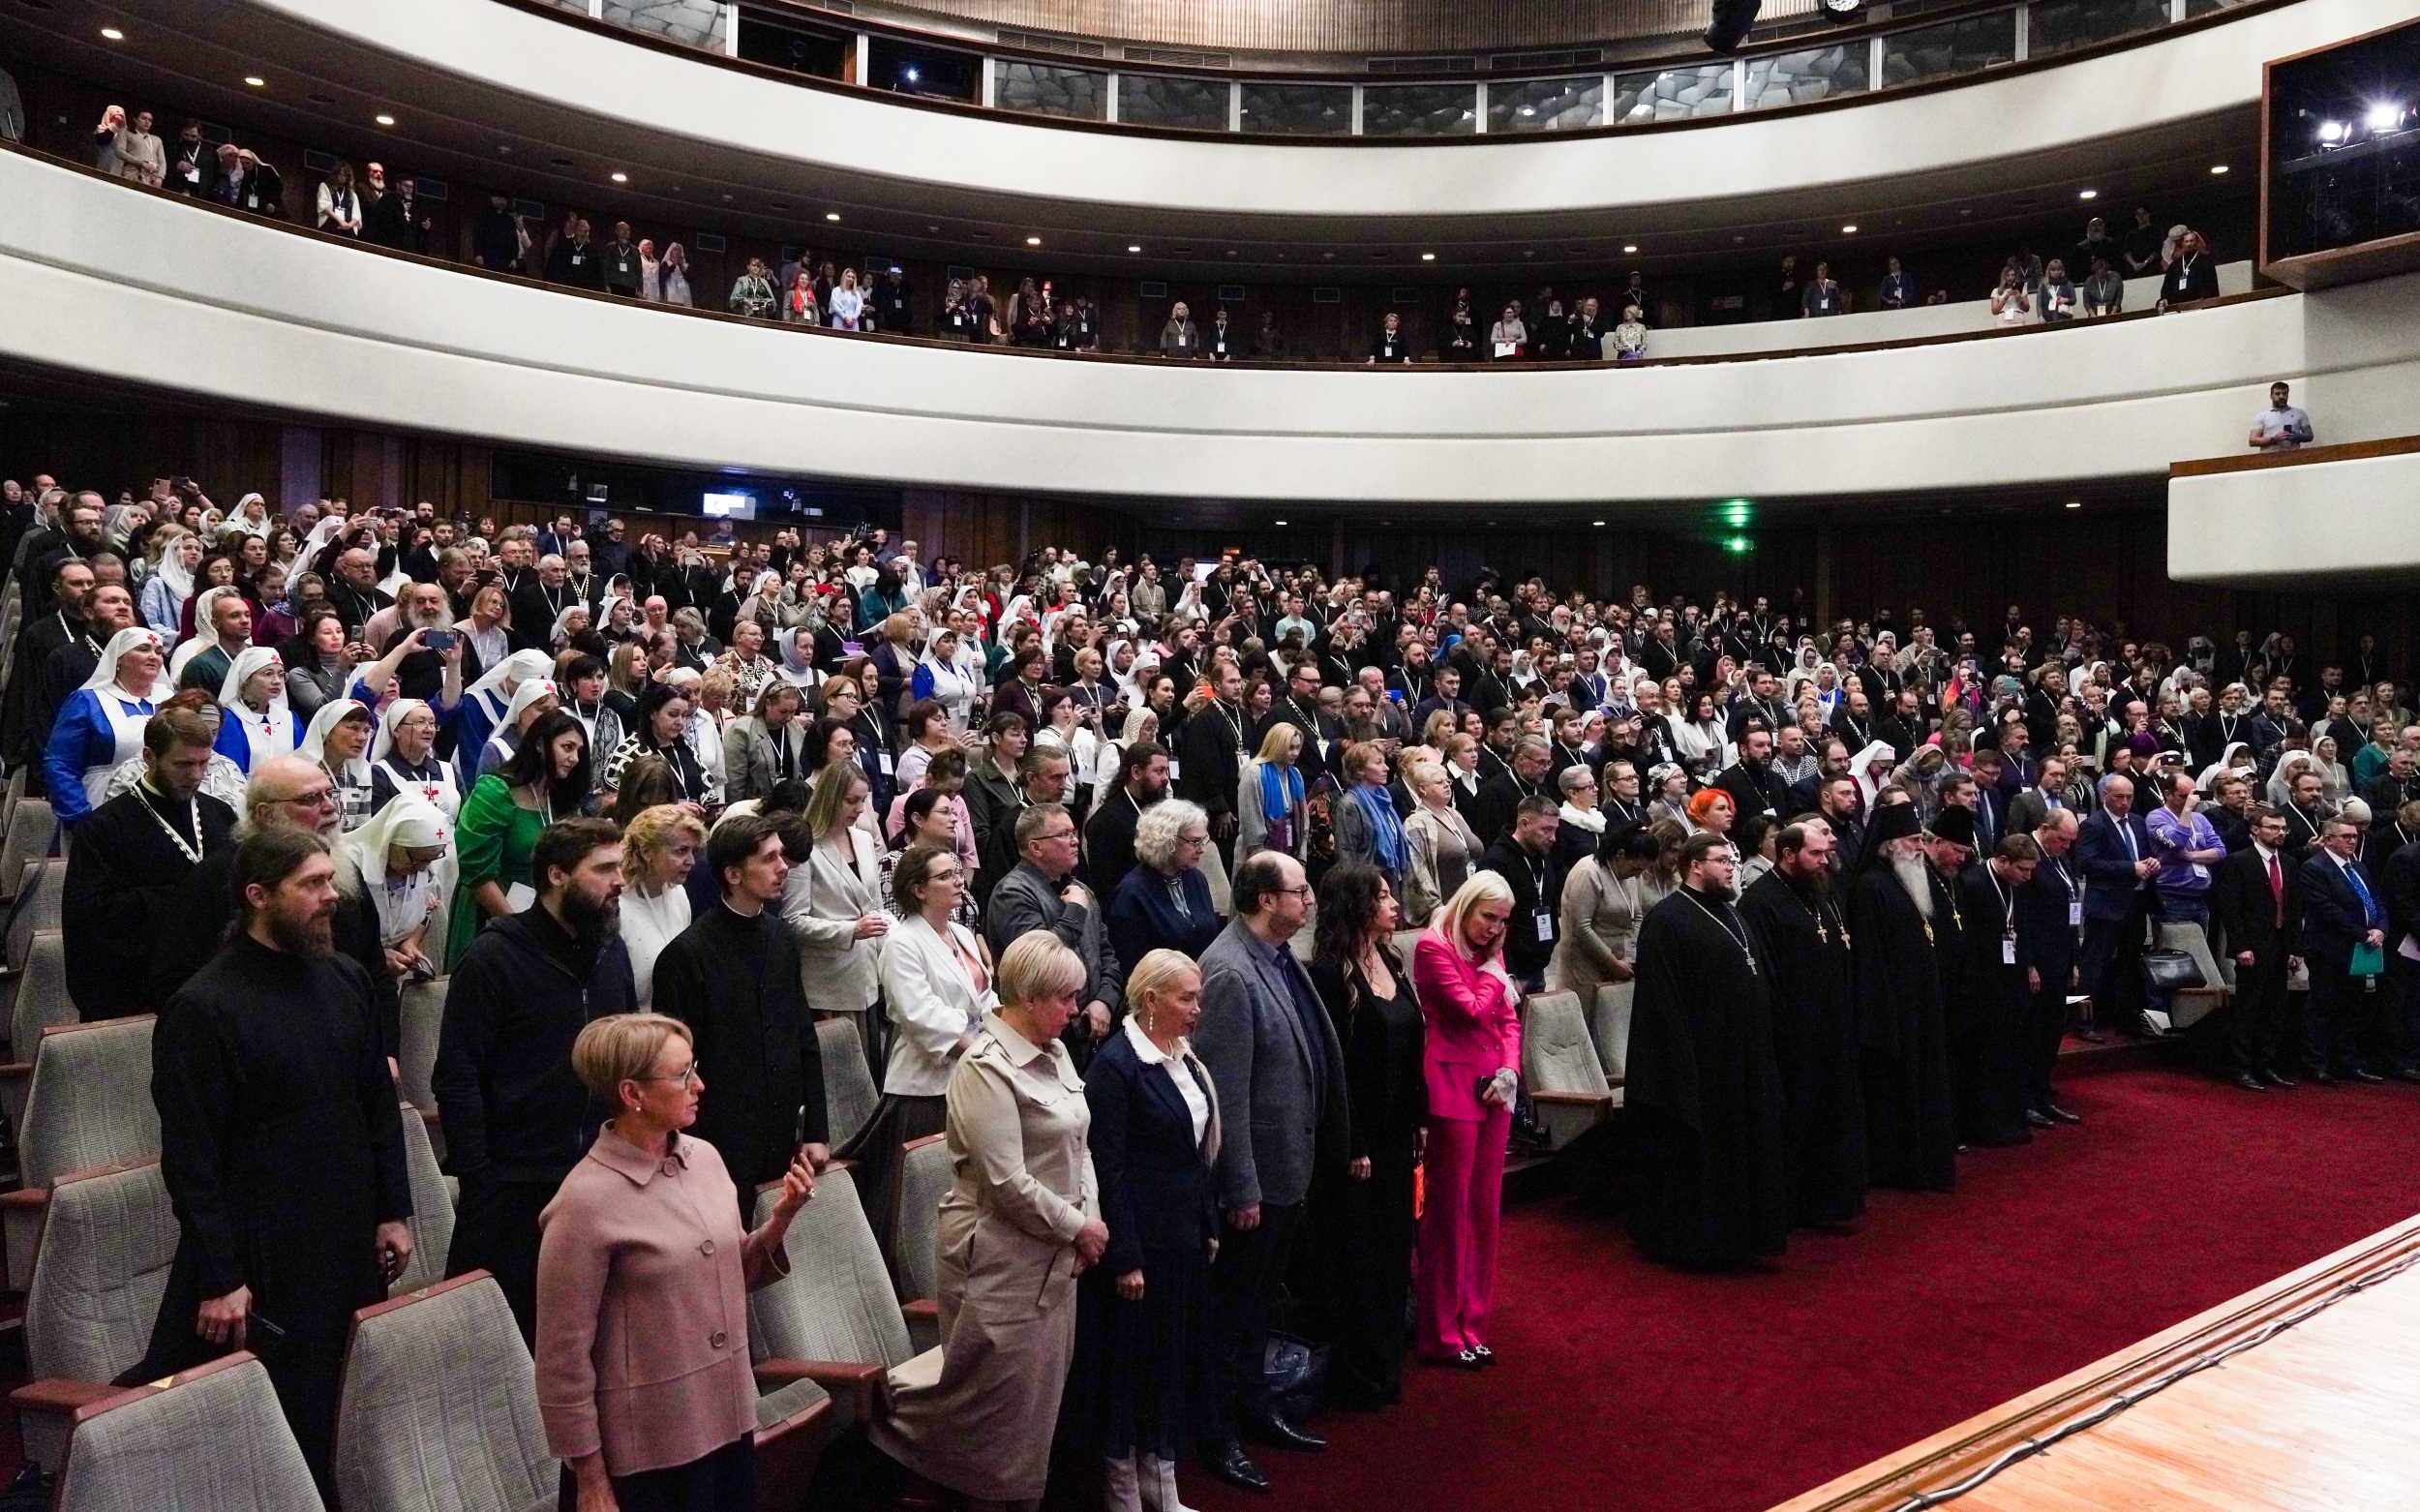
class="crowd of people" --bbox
[49,93,2246,367]
[4,464,2408,1511]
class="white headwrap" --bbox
[463,648,554,707]
[2195,741,2253,794]
[1849,740,1899,806]
[216,645,287,714]
[496,677,560,738]
[167,585,245,683]
[347,791,452,893]
[370,697,434,767]
[78,626,172,699]
[2265,749,2321,810]
[299,697,373,771]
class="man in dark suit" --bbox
[1260,659,1345,793]
[1476,797,1564,991]
[2211,804,2303,1091]
[1084,740,1167,896]
[1472,737,1552,847]
[1714,725,1795,827]
[2298,817,2390,1084]
[2016,809,2085,1123]
[1179,662,1252,867]
[2074,773,2162,1040]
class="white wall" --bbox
[2171,451,2420,585]
[244,0,2405,221]
[12,151,2420,511]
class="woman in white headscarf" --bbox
[773,622,821,693]
[44,626,171,826]
[2265,748,2323,812]
[2195,741,2254,797]
[477,675,562,780]
[168,584,245,687]
[911,626,979,733]
[211,645,299,775]
[455,649,555,787]
[369,697,461,821]
[301,697,378,832]
[140,528,202,635]
[345,793,452,981]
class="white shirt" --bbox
[1123,1016,1209,1144]
[620,884,692,1009]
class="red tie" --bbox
[2267,853,2284,929]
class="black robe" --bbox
[1623,887,1790,1268]
[150,845,402,1059]
[61,784,237,1018]
[137,934,411,1492]
[650,902,830,1215]
[1739,871,1866,1225]
[1847,861,1959,1192]
[1953,864,2035,1145]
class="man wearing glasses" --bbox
[986,802,1123,1068]
[1194,851,1349,1493]
[149,755,399,1051]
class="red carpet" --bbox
[1198,1067,2420,1512]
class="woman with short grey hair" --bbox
[1110,799,1222,967]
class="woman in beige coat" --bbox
[779,763,889,1069]
[1551,824,1661,1080]
[870,932,1107,1510]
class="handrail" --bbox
[2170,434,2420,478]
[495,0,2296,145]
[0,136,2273,379]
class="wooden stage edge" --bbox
[1768,1210,2420,1512]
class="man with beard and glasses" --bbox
[434,816,635,1340]
[149,755,402,1065]
[62,704,237,1018]
[1623,831,1790,1268]
[651,813,830,1221]
[1847,801,1960,1193]
[138,827,414,1497]
[380,580,467,705]
[1738,817,1865,1231]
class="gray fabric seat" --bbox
[1589,982,1634,1098]
[0,798,51,905]
[10,1015,161,1291]
[56,1357,325,1512]
[334,1274,555,1512]
[1521,990,1617,1150]
[390,1104,455,1297]
[397,979,447,1162]
[748,1166,939,1429]
[19,1161,180,1476]
[0,929,70,1134]
[815,1016,878,1151]
[9,856,63,967]
[893,1134,952,1353]
[755,1374,831,1431]
[2156,920,2229,1029]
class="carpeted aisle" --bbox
[1196,1067,2420,1512]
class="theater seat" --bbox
[815,1017,878,1151]
[1589,982,1634,1094]
[333,1273,555,1512]
[397,977,447,1162]
[12,1160,178,1476]
[0,929,72,1130]
[892,1134,950,1353]
[2,1015,161,1292]
[1521,991,1617,1150]
[0,801,54,906]
[746,1164,941,1433]
[391,1104,455,1297]
[54,1355,325,1512]
[7,856,64,966]
[2155,921,2229,1031]
[1390,929,1426,963]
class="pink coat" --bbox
[1411,932,1524,1123]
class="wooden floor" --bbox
[1772,1213,2420,1512]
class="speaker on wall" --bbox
[1704,0,1763,53]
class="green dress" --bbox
[445,774,547,971]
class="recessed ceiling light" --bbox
[1025,235,1042,246]
[1958,207,1973,216]
[1225,250,1237,257]
[1622,243,1639,254]
[2065,499,2083,509]
[99,25,124,40]
[610,171,628,183]
[2078,188,2098,199]
[376,114,397,127]
[1591,520,1607,527]
[243,76,266,87]
[1841,224,1859,233]
[1273,520,1287,527]
[721,194,734,202]
[825,212,841,222]
[2211,163,2230,174]
[1127,244,1142,254]
[1420,252,1437,261]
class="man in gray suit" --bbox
[1193,851,1348,1492]
[984,802,1122,1067]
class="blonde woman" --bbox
[619,803,705,1008]
[1236,722,1307,861]
[1404,757,1481,929]
[871,933,1106,1508]
[781,764,889,1065]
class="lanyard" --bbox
[1680,889,1758,975]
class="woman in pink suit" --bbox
[1409,871,1523,1370]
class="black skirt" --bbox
[1067,1241,1210,1461]
[560,1434,755,1512]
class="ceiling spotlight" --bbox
[2065,499,2083,510]
[2368,102,2404,132]
[1622,243,1639,254]
[825,212,841,222]
[1025,235,1042,247]
[376,113,396,126]
[2319,120,2347,143]
[1817,0,1863,17]
[1420,252,1437,261]
[901,66,921,83]
[1273,520,1288,527]
[1591,520,1607,527]
[1841,224,1859,233]
[1127,244,1141,254]
[99,25,123,40]
[2210,163,2229,174]
[243,76,266,87]
[610,171,628,183]
[2077,188,2098,200]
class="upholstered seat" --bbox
[14,1160,179,1475]
[0,929,71,1133]
[55,1356,325,1512]
[1589,982,1634,1096]
[747,1165,941,1431]
[815,1016,879,1151]
[5,1015,161,1291]
[1521,990,1617,1150]
[8,856,64,968]
[2155,920,2229,1030]
[893,1134,951,1353]
[0,799,52,905]
[391,1104,455,1297]
[335,1274,556,1512]
[396,978,447,1162]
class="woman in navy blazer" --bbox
[1108,799,1224,968]
[1073,949,1222,1512]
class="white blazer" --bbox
[877,912,999,1097]
[781,827,886,1013]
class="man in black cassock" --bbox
[1624,830,1789,1268]
[651,812,830,1220]
[1738,816,1865,1229]
[61,704,235,1018]
[1954,832,2042,1149]
[138,829,413,1497]
[1848,801,1959,1193]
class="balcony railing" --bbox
[548,0,2263,138]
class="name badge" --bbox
[875,751,893,775]
[2069,898,2083,927]
[1495,342,1518,358]
[1535,910,1555,943]
[2002,937,2018,966]
[571,253,585,265]
[1167,759,1181,781]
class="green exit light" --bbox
[1724,535,1754,555]
[1720,499,1754,528]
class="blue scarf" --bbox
[1347,781,1407,874]
[1258,761,1303,823]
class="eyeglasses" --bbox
[1178,832,1210,846]
[636,1065,701,1088]
[1283,884,1316,899]
[279,786,338,808]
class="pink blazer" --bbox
[1411,932,1523,1123]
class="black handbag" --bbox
[2142,949,2206,994]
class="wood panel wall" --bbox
[869,0,1810,54]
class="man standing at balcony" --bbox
[601,221,642,298]
[2249,382,2315,453]
[1801,261,1844,318]
[366,167,431,256]
[2157,228,2220,309]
